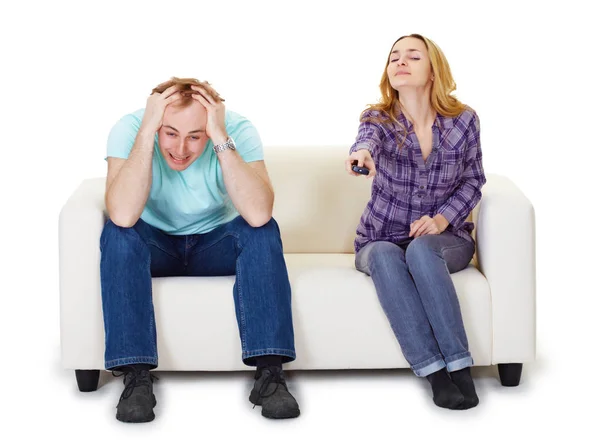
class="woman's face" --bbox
[387,37,433,91]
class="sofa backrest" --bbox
[92,145,476,255]
[266,146,371,254]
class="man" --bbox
[101,77,299,422]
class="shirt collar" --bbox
[434,113,455,130]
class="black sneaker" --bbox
[113,366,158,423]
[249,366,300,419]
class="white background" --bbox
[1,0,598,439]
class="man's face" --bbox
[158,101,209,171]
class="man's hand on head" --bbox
[141,85,183,134]
[190,83,228,145]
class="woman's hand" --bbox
[410,214,449,237]
[345,149,376,178]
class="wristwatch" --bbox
[213,136,236,154]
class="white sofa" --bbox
[59,146,536,391]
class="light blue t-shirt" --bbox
[106,108,264,235]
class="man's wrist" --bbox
[135,126,158,150]
[211,131,229,146]
[138,122,157,135]
[213,134,236,156]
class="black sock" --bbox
[448,367,479,409]
[115,363,154,373]
[130,364,154,371]
[256,355,283,371]
[426,369,464,409]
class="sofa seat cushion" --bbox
[150,254,492,370]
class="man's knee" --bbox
[236,216,281,241]
[100,219,147,258]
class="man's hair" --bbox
[151,77,224,108]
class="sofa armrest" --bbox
[59,177,107,369]
[474,174,536,364]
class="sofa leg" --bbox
[75,370,100,392]
[498,363,522,387]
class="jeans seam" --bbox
[438,242,470,254]
[147,239,179,260]
[446,355,473,372]
[439,241,474,272]
[242,348,296,358]
[411,353,444,370]
[105,356,158,369]
[190,231,240,256]
[445,351,472,363]
[234,235,247,352]
[412,359,446,377]
[243,348,296,353]
[147,249,156,352]
[359,247,370,275]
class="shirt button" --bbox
[419,186,424,189]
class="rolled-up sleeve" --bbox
[437,113,487,228]
[349,110,384,158]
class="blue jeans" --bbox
[355,233,475,377]
[99,216,296,370]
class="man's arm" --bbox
[190,84,274,227]
[105,86,182,227]
[216,150,274,227]
[105,128,155,227]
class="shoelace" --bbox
[253,368,288,409]
[113,368,159,401]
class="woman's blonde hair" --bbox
[362,34,465,134]
[151,77,224,108]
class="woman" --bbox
[345,34,486,410]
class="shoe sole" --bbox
[261,408,301,419]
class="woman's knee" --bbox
[405,235,441,266]
[359,241,405,273]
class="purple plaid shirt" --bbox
[350,107,486,253]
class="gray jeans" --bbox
[355,232,475,376]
